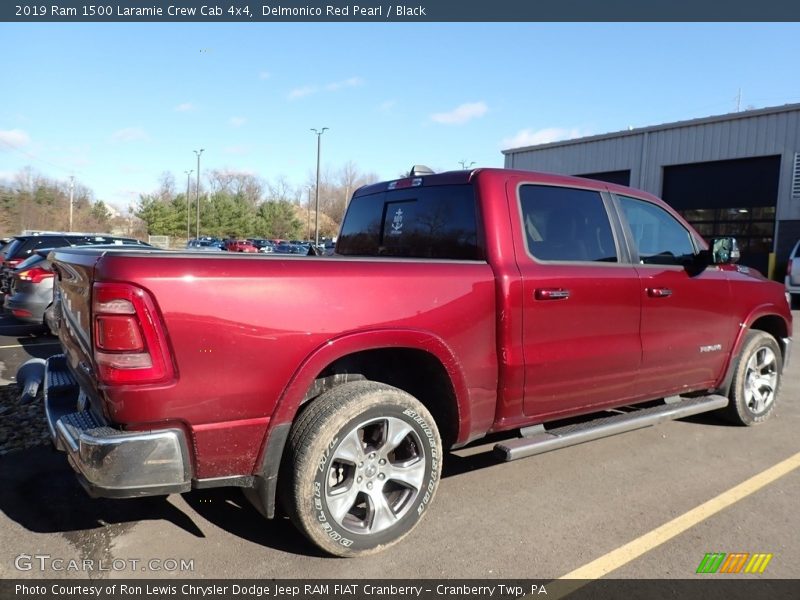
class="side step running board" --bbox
[494,395,729,462]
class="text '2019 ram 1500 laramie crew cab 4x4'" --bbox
[41,168,791,556]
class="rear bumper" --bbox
[3,293,46,323]
[44,355,191,498]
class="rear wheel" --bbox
[285,381,442,557]
[724,330,782,426]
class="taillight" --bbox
[18,267,54,283]
[6,258,23,268]
[788,258,794,276]
[92,282,175,385]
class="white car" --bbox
[785,239,800,306]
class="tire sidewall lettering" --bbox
[310,400,439,550]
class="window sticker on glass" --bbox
[383,200,416,242]
[389,206,405,236]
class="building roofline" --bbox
[501,102,800,155]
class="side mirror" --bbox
[710,237,740,265]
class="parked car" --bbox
[274,241,308,254]
[4,237,150,328]
[1,232,79,300]
[785,240,800,307]
[186,239,224,251]
[0,232,142,301]
[4,253,56,325]
[224,239,259,253]
[43,168,790,557]
[246,238,268,250]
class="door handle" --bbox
[535,288,570,300]
[647,287,673,298]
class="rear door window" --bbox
[337,184,481,259]
[519,185,618,263]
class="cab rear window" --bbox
[337,184,481,260]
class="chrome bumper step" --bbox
[43,355,192,498]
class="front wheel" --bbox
[284,381,442,557]
[723,330,782,426]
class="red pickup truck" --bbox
[43,168,791,557]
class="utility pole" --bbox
[311,128,328,247]
[736,88,742,112]
[185,169,193,243]
[194,149,204,239]
[68,175,75,231]
[306,186,313,241]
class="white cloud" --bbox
[325,77,364,91]
[0,170,15,181]
[259,71,271,80]
[0,129,31,149]
[111,127,149,142]
[288,77,364,100]
[501,127,584,150]
[217,167,256,178]
[378,100,396,112]
[430,102,488,125]
[229,116,247,128]
[288,85,318,100]
[175,102,195,112]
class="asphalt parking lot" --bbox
[0,312,798,582]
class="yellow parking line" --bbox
[559,450,800,582]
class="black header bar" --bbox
[3,0,800,22]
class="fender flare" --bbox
[715,303,790,395]
[271,328,470,432]
[248,329,470,519]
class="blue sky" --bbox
[1,23,798,212]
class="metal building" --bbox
[503,103,800,277]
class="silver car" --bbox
[785,239,800,307]
[3,253,55,325]
[4,238,149,328]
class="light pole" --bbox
[185,169,193,243]
[459,160,475,170]
[193,149,204,239]
[68,175,75,232]
[311,127,328,247]
[306,185,313,241]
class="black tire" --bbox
[284,381,442,557]
[723,330,782,426]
